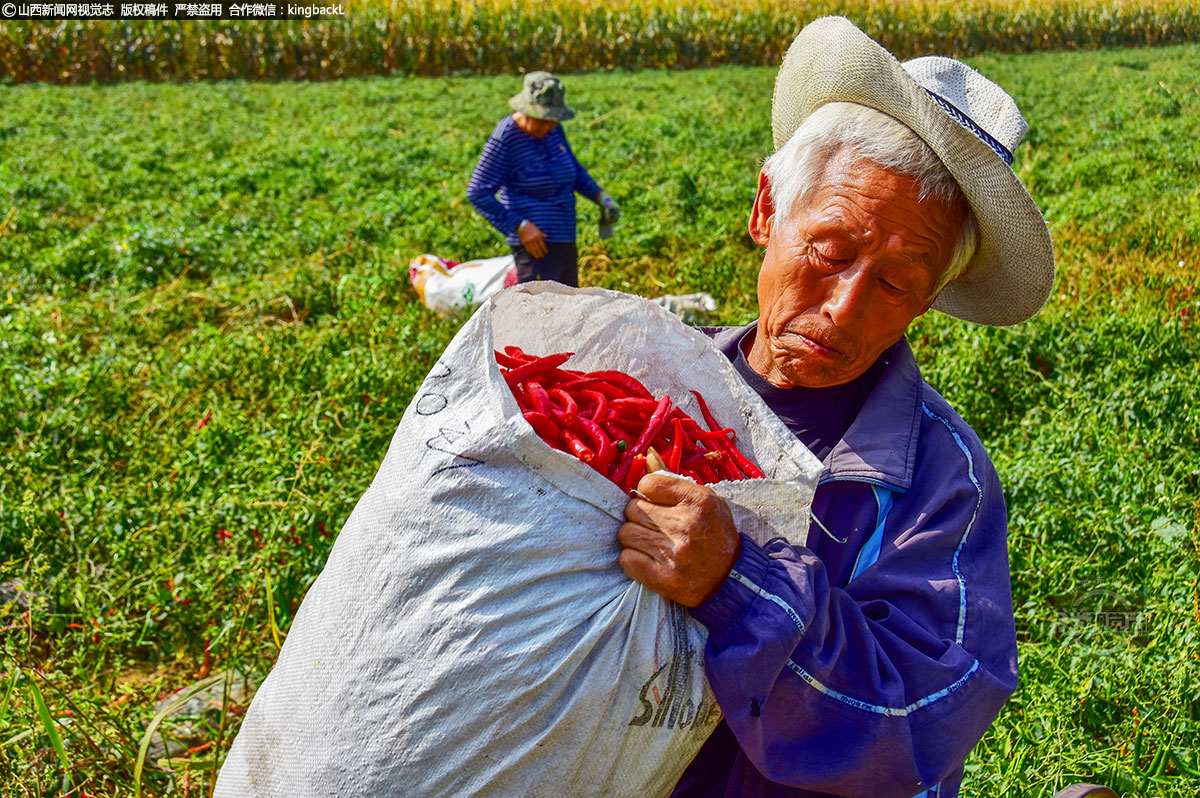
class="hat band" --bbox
[923,89,1013,166]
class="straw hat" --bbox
[772,16,1055,326]
[509,71,576,122]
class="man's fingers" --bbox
[622,496,664,531]
[635,471,709,506]
[618,545,662,587]
[618,487,741,608]
[617,520,665,559]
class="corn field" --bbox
[1,0,1198,84]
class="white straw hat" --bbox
[772,16,1055,326]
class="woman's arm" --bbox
[559,130,603,201]
[467,130,524,236]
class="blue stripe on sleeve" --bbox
[731,565,982,718]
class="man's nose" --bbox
[821,265,870,327]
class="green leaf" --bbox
[28,674,72,790]
[1150,516,1189,545]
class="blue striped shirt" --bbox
[467,115,603,246]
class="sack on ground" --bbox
[215,283,822,798]
[409,253,516,316]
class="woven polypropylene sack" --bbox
[216,283,822,798]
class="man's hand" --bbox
[518,219,547,259]
[618,473,741,607]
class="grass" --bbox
[1,42,1199,796]
[2,0,1200,84]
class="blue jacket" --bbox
[466,115,603,246]
[674,326,1019,798]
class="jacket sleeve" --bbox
[466,131,524,236]
[564,133,603,201]
[690,447,1018,797]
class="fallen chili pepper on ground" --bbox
[497,347,764,488]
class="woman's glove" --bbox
[598,193,621,240]
[599,192,621,223]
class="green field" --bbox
[4,0,1200,84]
[2,43,1199,796]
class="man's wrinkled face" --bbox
[747,150,967,389]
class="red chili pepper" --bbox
[613,394,672,484]
[636,395,674,452]
[500,352,763,487]
[725,442,766,479]
[525,366,582,388]
[526,380,554,417]
[680,452,706,470]
[668,419,687,472]
[575,391,598,415]
[587,370,653,400]
[690,389,764,478]
[553,367,588,383]
[504,345,535,363]
[560,429,595,463]
[548,388,579,426]
[523,411,559,443]
[502,352,573,386]
[554,375,615,396]
[677,416,735,441]
[601,421,633,454]
[623,454,648,493]
[610,406,653,424]
[576,416,616,473]
[609,397,659,415]
[495,349,528,369]
[689,389,724,433]
[511,380,532,408]
[704,433,747,479]
[703,448,742,481]
[580,390,608,422]
[605,416,647,438]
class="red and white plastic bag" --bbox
[408,253,517,316]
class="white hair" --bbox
[762,102,978,299]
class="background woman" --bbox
[467,71,620,287]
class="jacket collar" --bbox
[822,336,923,491]
[704,324,925,492]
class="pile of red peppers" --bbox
[497,347,765,491]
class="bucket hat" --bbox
[772,16,1055,326]
[509,71,576,122]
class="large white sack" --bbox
[216,283,822,798]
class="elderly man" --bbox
[618,17,1054,798]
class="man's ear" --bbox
[748,170,775,247]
